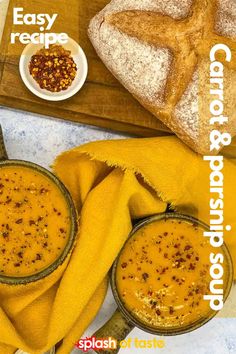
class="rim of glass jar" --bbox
[111,212,234,336]
[0,159,78,285]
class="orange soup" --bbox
[116,218,225,329]
[0,165,71,277]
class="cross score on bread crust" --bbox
[88,0,236,154]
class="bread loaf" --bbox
[88,0,236,154]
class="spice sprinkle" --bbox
[0,165,71,277]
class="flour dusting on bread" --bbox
[97,0,194,19]
[90,22,171,106]
[174,71,199,143]
[216,0,236,38]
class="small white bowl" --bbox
[19,37,88,101]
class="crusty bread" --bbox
[88,0,236,154]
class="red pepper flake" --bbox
[43,242,48,248]
[150,300,158,309]
[15,219,23,224]
[121,262,127,269]
[17,252,23,259]
[174,243,181,248]
[160,267,168,274]
[142,273,149,281]
[189,263,196,270]
[2,232,9,238]
[40,188,49,194]
[36,253,42,261]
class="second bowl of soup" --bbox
[112,213,233,335]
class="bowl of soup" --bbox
[93,213,233,353]
[0,126,77,285]
[110,213,233,336]
[112,213,233,335]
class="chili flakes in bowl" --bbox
[29,45,77,92]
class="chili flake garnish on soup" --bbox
[29,44,77,92]
[116,218,226,329]
[0,165,71,277]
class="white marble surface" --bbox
[0,2,236,354]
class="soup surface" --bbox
[116,217,226,329]
[0,165,71,277]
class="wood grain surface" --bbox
[0,0,171,137]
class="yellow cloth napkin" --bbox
[0,136,235,354]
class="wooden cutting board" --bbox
[0,0,171,137]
